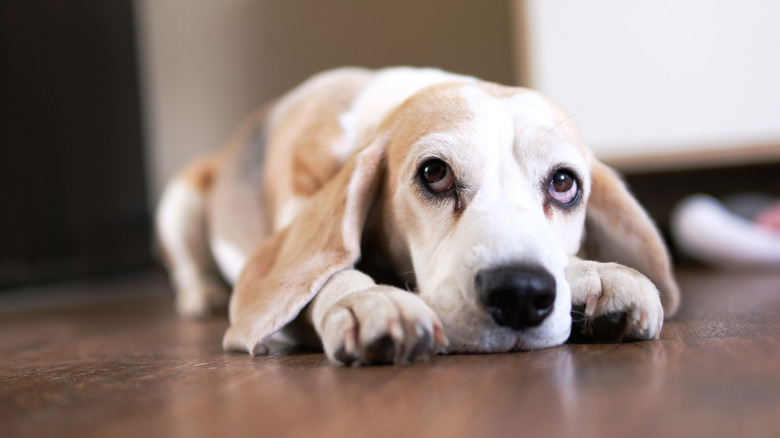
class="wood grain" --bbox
[2,269,780,438]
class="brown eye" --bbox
[549,170,578,204]
[420,159,455,193]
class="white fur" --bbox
[157,179,229,317]
[341,67,476,150]
[156,180,209,273]
[275,196,308,231]
[394,85,589,352]
[211,238,249,285]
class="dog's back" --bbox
[155,67,474,317]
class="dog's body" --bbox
[156,67,680,365]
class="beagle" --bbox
[156,67,680,365]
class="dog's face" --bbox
[379,83,592,352]
[222,70,677,361]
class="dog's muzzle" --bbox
[475,264,556,330]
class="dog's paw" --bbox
[566,261,664,342]
[172,270,230,319]
[319,286,449,366]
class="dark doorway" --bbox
[0,0,151,288]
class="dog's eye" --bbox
[549,170,578,204]
[420,159,455,193]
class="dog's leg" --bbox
[308,269,449,365]
[566,257,664,342]
[156,156,229,318]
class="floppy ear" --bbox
[223,139,385,354]
[582,160,680,316]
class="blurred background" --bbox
[1,0,779,288]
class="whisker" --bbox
[401,270,416,292]
[570,309,588,323]
[547,111,583,134]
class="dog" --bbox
[156,67,680,365]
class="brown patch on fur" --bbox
[373,83,476,259]
[286,94,354,196]
[263,69,373,230]
[179,153,224,193]
[382,83,475,181]
[228,139,385,345]
[543,200,553,220]
[475,82,526,100]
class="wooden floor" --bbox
[2,268,780,438]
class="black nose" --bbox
[475,265,556,329]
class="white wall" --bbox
[521,0,780,162]
[135,0,271,201]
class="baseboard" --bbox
[604,142,780,173]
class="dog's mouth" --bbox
[435,305,572,353]
[424,267,572,353]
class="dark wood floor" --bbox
[2,268,779,438]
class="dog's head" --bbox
[231,80,677,353]
[369,83,588,351]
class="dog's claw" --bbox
[363,334,396,365]
[433,324,449,349]
[584,294,599,317]
[321,286,446,366]
[590,311,629,341]
[334,346,356,365]
[406,328,432,362]
[567,261,664,343]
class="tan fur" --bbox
[263,68,373,229]
[583,161,680,315]
[475,82,524,100]
[207,107,275,262]
[155,154,220,271]
[156,153,230,318]
[376,84,476,268]
[156,67,680,362]
[178,154,223,193]
[223,139,385,353]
